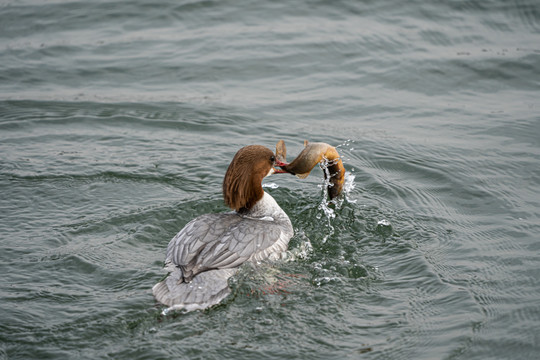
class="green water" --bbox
[1,1,539,359]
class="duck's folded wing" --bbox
[165,213,285,280]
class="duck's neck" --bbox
[242,192,285,219]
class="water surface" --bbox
[1,0,539,359]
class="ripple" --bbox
[1,0,540,358]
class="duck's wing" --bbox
[165,213,287,281]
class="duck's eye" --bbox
[270,155,275,162]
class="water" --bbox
[1,0,539,358]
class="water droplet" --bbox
[262,182,279,189]
[376,219,393,237]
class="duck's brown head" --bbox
[223,145,286,212]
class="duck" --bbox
[152,145,293,312]
[152,141,345,312]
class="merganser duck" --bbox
[152,145,293,312]
[153,141,345,312]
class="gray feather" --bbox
[154,192,294,312]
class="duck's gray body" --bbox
[152,192,293,312]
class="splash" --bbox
[315,142,358,242]
[336,138,357,203]
[376,219,393,237]
[343,172,357,203]
[282,230,313,261]
[317,156,339,220]
[262,182,279,189]
[317,156,357,218]
[315,157,340,242]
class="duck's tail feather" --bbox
[152,268,238,312]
